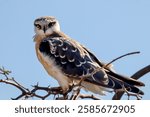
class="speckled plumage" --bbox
[34,16,145,96]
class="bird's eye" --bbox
[48,22,56,27]
[35,24,41,29]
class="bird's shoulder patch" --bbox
[39,36,111,88]
[39,37,98,78]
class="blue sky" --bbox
[0,0,149,100]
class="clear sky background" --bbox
[0,0,149,100]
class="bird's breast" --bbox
[36,48,72,91]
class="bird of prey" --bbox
[33,16,144,96]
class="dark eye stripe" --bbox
[48,22,56,27]
[34,24,42,29]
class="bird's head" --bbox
[34,16,60,36]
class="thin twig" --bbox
[0,67,64,99]
[0,61,149,100]
[104,51,140,69]
[77,51,140,80]
[78,94,100,100]
[112,65,150,100]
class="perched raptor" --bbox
[33,16,145,96]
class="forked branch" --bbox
[0,52,149,100]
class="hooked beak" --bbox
[43,26,46,33]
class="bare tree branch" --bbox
[112,65,150,100]
[0,52,149,100]
[104,51,140,69]
[78,94,100,100]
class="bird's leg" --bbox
[59,84,76,100]
[70,85,82,100]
